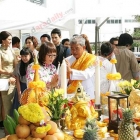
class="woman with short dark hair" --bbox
[26,42,58,89]
[99,42,115,93]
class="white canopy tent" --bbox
[0,0,48,20]
[0,0,50,32]
[0,0,74,31]
[0,0,74,46]
[1,0,140,49]
[1,0,140,30]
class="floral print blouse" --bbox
[26,63,56,87]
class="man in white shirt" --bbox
[65,35,96,99]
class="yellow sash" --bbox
[67,52,96,94]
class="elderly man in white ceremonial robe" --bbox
[65,35,96,99]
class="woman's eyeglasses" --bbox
[47,54,57,58]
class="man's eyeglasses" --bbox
[47,54,57,58]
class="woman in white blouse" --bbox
[98,42,116,93]
[25,36,38,57]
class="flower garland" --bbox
[28,81,46,89]
[36,125,51,133]
[18,103,44,123]
[110,58,117,64]
[106,58,121,80]
[106,72,121,80]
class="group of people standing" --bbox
[0,28,71,132]
[0,28,139,135]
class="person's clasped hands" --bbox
[65,59,72,74]
[50,74,59,88]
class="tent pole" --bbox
[80,18,86,34]
[98,17,110,28]
[95,17,110,55]
[19,30,22,50]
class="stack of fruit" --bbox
[2,103,64,140]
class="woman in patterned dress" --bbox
[26,42,58,89]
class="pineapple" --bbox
[118,108,134,140]
[83,118,99,140]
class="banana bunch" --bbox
[13,109,19,125]
[3,109,19,134]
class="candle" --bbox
[60,59,67,98]
[95,56,100,105]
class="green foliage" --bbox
[47,88,69,120]
[132,41,140,47]
[132,30,140,40]
[133,80,140,89]
[91,44,95,51]
[132,15,140,40]
[134,15,140,22]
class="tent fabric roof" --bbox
[0,0,48,20]
[0,0,74,31]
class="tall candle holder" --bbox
[95,104,102,121]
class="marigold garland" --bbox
[28,81,46,89]
[36,124,51,133]
[18,103,44,123]
[106,72,121,80]
[110,59,117,64]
